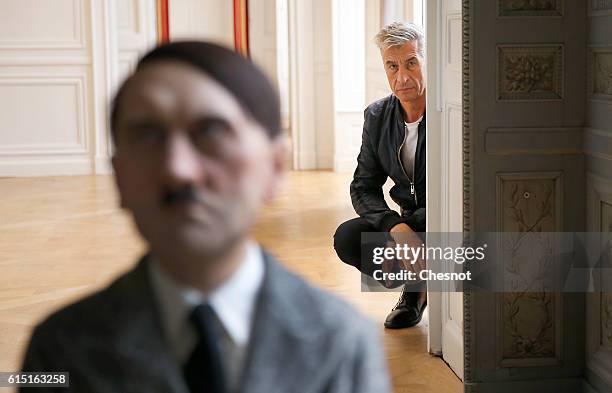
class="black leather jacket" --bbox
[350,94,426,232]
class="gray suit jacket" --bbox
[21,251,391,393]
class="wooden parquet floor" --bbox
[0,171,461,393]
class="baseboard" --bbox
[0,157,92,177]
[334,157,356,173]
[295,151,317,170]
[464,377,583,393]
[95,156,113,175]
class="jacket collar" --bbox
[388,94,427,147]
[237,250,329,392]
[104,251,329,393]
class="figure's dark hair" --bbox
[110,41,281,144]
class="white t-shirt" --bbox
[400,116,422,180]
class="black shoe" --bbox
[384,286,427,329]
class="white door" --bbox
[425,0,464,379]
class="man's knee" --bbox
[333,221,352,261]
[333,218,366,266]
[333,220,349,246]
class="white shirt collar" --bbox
[404,115,423,127]
[148,241,265,361]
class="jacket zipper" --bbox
[397,123,419,207]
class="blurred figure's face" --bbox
[112,61,285,269]
[381,41,426,104]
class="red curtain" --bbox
[157,0,249,56]
[233,0,249,57]
[156,0,170,44]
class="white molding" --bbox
[248,0,279,87]
[495,292,564,368]
[333,157,356,173]
[117,0,139,33]
[287,0,334,170]
[445,11,462,73]
[0,0,132,176]
[427,291,443,355]
[426,0,443,358]
[493,172,565,369]
[0,0,87,50]
[485,127,584,156]
[441,311,464,373]
[584,128,612,161]
[0,145,87,156]
[90,0,118,174]
[465,377,583,393]
[332,0,365,112]
[0,57,91,66]
[0,75,89,156]
[295,151,317,170]
[588,0,612,17]
[495,171,564,232]
[429,0,463,377]
[288,0,306,170]
[442,102,462,232]
[0,157,92,177]
[95,156,113,174]
[435,0,443,112]
[439,229,464,375]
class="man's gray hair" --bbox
[374,22,425,56]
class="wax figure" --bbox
[21,41,391,393]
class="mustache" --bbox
[161,186,200,207]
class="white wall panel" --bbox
[117,0,156,51]
[249,0,279,89]
[168,0,234,47]
[333,0,365,112]
[0,0,154,176]
[0,0,86,49]
[0,0,94,176]
[0,77,88,154]
[117,0,138,32]
[116,0,157,86]
[117,56,136,84]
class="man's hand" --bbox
[389,223,426,276]
[390,223,413,234]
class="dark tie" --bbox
[183,304,227,393]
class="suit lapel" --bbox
[237,252,326,393]
[101,252,326,392]
[101,256,189,393]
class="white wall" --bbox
[0,0,155,177]
[287,0,335,170]
[0,0,109,176]
[332,0,365,172]
[0,0,425,175]
[116,0,157,84]
[168,0,233,48]
[334,0,423,173]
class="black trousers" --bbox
[333,217,426,291]
[333,217,378,274]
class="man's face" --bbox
[112,61,285,264]
[381,41,426,103]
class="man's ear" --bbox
[264,133,289,202]
[111,154,127,209]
